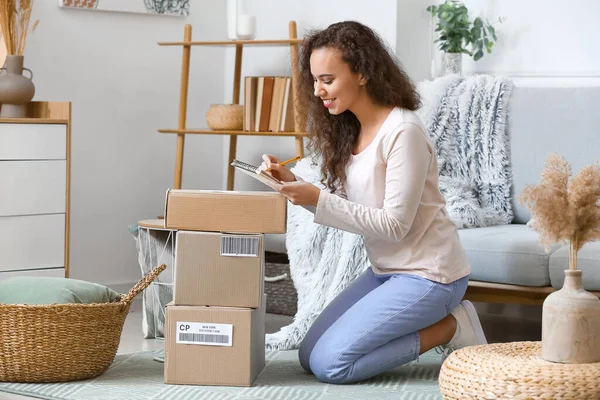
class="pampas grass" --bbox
[0,0,38,56]
[519,153,600,270]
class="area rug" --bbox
[0,350,443,399]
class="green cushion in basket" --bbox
[0,277,122,305]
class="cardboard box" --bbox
[164,297,266,387]
[164,189,287,234]
[174,230,264,308]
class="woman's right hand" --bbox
[260,154,297,182]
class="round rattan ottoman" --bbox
[439,341,600,399]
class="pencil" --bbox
[280,156,301,166]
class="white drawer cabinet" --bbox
[0,214,65,272]
[0,124,66,160]
[0,160,66,216]
[0,102,71,280]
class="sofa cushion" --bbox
[458,224,562,286]
[549,241,600,291]
[265,233,287,253]
[509,87,600,224]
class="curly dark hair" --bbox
[298,21,421,193]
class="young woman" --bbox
[261,21,487,385]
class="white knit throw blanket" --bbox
[265,74,514,350]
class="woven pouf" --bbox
[439,341,600,399]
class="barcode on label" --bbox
[179,333,229,344]
[176,322,233,346]
[220,235,259,257]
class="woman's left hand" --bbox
[274,181,321,206]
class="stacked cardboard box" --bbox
[162,189,287,387]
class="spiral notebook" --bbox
[231,159,316,213]
[231,159,283,187]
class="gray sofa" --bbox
[460,85,600,304]
[265,85,600,304]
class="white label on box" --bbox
[176,322,233,346]
[220,235,259,257]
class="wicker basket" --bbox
[206,104,243,130]
[265,262,298,316]
[0,264,166,383]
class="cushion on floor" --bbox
[0,276,122,305]
[458,224,561,286]
[549,241,600,291]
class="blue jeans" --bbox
[298,267,469,384]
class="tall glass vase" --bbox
[0,55,35,118]
[227,0,253,40]
[226,0,239,40]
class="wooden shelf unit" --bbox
[158,39,303,46]
[158,21,306,191]
[158,128,309,137]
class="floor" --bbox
[0,300,542,399]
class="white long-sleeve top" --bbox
[312,107,471,283]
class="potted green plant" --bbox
[426,0,503,75]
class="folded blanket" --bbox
[418,74,514,228]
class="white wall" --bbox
[32,0,596,288]
[21,1,399,288]
[26,1,226,289]
[397,0,600,86]
[396,0,434,83]
[222,0,399,193]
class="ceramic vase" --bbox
[541,266,600,363]
[0,55,35,118]
[442,52,462,75]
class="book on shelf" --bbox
[243,76,295,133]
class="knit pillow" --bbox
[0,276,122,305]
